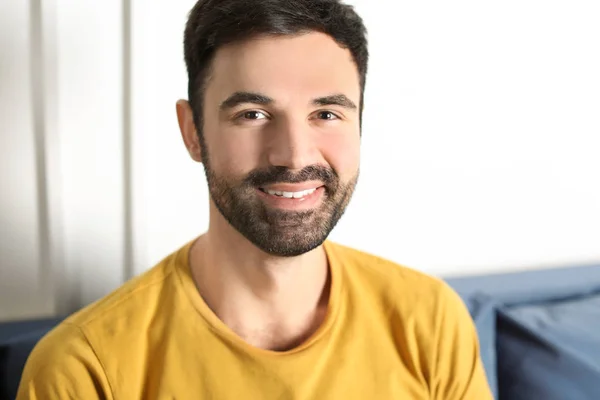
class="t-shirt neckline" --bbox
[173,238,344,358]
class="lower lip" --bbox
[256,186,325,210]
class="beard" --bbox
[202,155,358,257]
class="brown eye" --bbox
[242,111,267,120]
[317,111,339,120]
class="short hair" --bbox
[183,0,369,138]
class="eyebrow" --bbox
[220,92,274,110]
[312,94,357,110]
[219,91,358,111]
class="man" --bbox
[18,0,493,398]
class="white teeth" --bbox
[265,188,317,199]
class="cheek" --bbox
[319,131,360,177]
[207,128,263,175]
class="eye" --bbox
[240,110,268,120]
[315,111,340,121]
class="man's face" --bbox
[193,32,361,256]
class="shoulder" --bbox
[324,242,491,397]
[20,243,189,379]
[18,243,192,398]
[17,322,113,398]
[65,243,186,330]
[325,240,471,337]
[325,240,455,306]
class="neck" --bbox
[189,204,331,350]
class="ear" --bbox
[176,99,203,163]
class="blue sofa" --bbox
[447,263,600,399]
[2,263,600,399]
[0,317,65,399]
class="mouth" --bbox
[256,185,325,210]
[258,186,322,199]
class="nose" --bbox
[266,116,319,170]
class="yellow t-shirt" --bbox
[17,240,492,399]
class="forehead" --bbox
[206,32,360,104]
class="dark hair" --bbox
[183,0,369,139]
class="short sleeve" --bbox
[429,282,494,400]
[16,322,113,400]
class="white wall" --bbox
[131,0,600,276]
[347,0,600,275]
[55,0,127,311]
[1,0,599,320]
[0,0,52,321]
[0,0,127,320]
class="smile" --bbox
[260,188,317,199]
[256,186,325,210]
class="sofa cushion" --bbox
[0,318,62,400]
[446,264,600,307]
[497,292,600,400]
[447,263,600,400]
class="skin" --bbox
[176,31,362,351]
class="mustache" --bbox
[244,165,339,188]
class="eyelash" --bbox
[236,110,341,121]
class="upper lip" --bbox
[260,182,324,192]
